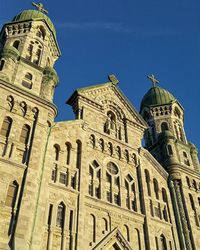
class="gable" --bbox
[93,227,133,250]
[67,75,147,129]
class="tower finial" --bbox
[108,74,119,85]
[32,2,48,14]
[147,74,159,87]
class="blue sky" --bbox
[1,0,200,150]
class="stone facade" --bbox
[0,5,199,250]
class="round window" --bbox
[107,162,118,175]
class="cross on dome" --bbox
[32,2,48,14]
[147,74,159,87]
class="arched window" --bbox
[88,160,101,199]
[162,188,168,222]
[53,144,60,161]
[89,134,95,148]
[125,174,137,211]
[116,146,121,159]
[123,225,130,242]
[133,229,141,250]
[5,181,18,208]
[186,176,191,187]
[153,179,159,199]
[0,116,12,138]
[20,124,30,144]
[13,40,20,49]
[161,122,169,132]
[174,107,181,118]
[102,218,108,233]
[124,149,129,163]
[183,151,190,166]
[22,73,33,89]
[107,142,113,156]
[0,59,5,71]
[25,72,33,81]
[90,214,96,243]
[160,234,167,250]
[106,162,120,205]
[76,140,82,169]
[167,145,173,155]
[98,138,104,152]
[66,142,72,165]
[56,202,65,228]
[26,44,33,60]
[36,26,46,40]
[145,169,151,196]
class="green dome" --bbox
[140,86,176,110]
[12,9,56,37]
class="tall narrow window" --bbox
[160,234,167,250]
[5,181,18,208]
[153,179,159,199]
[47,204,53,226]
[20,124,30,144]
[162,188,168,222]
[0,59,5,71]
[145,169,151,196]
[123,225,130,242]
[76,140,82,169]
[22,73,33,89]
[183,151,190,166]
[53,144,60,161]
[0,117,12,138]
[90,214,96,243]
[106,162,120,205]
[125,174,137,211]
[167,145,173,155]
[66,142,71,165]
[56,202,65,228]
[102,218,108,233]
[88,161,101,198]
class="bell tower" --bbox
[0,2,60,101]
[140,75,200,250]
[140,74,199,172]
[0,3,61,249]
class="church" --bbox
[0,3,200,250]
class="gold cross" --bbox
[32,2,48,14]
[147,74,159,87]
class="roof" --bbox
[140,85,176,110]
[12,9,56,37]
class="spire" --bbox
[32,2,48,14]
[147,74,159,87]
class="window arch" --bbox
[22,73,33,89]
[0,116,12,138]
[133,228,141,250]
[5,181,18,208]
[162,188,168,222]
[13,40,20,49]
[20,124,30,145]
[161,122,169,132]
[56,202,65,228]
[53,144,60,161]
[153,178,159,199]
[66,142,72,165]
[36,26,46,40]
[0,59,5,71]
[145,169,151,196]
